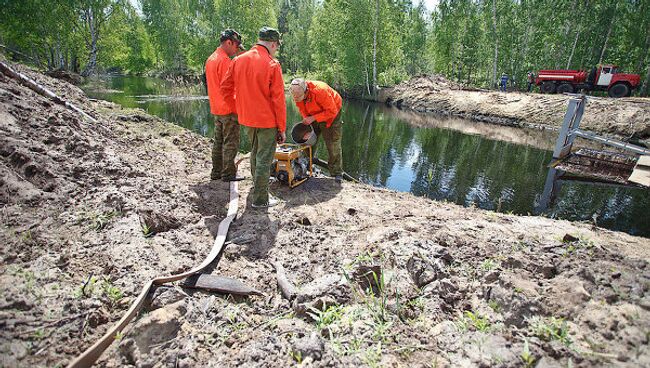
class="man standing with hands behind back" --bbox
[205,29,245,182]
[221,26,286,208]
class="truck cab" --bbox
[596,65,615,87]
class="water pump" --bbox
[272,144,313,188]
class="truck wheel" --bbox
[557,83,574,94]
[541,81,556,94]
[608,83,630,98]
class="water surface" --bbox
[84,75,650,237]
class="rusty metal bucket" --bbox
[291,123,317,146]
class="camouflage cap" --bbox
[259,26,281,42]
[220,29,245,50]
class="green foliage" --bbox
[488,300,501,312]
[102,279,124,304]
[74,275,123,305]
[3,0,648,93]
[457,310,491,332]
[480,258,497,271]
[307,304,344,331]
[289,349,303,363]
[529,316,573,346]
[141,223,153,238]
[520,339,535,367]
[427,0,650,93]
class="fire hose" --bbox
[67,174,242,367]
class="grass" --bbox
[102,278,124,304]
[141,223,153,237]
[307,304,345,333]
[74,276,123,305]
[361,343,383,368]
[480,258,498,271]
[528,316,572,347]
[289,350,302,363]
[32,328,45,340]
[456,311,491,332]
[488,300,501,313]
[74,276,98,298]
[520,339,535,367]
[77,210,119,231]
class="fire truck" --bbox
[535,65,641,98]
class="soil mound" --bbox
[1,64,649,368]
[381,75,650,144]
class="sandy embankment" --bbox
[380,75,650,146]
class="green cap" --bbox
[259,26,281,42]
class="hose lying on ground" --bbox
[67,176,241,368]
[312,157,359,182]
[0,61,97,123]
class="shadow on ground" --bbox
[189,179,231,238]
[272,176,342,209]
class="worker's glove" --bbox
[302,116,316,125]
[276,131,286,144]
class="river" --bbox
[83,75,650,237]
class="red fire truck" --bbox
[535,65,641,97]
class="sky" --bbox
[419,0,440,12]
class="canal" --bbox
[83,75,650,237]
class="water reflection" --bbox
[83,76,650,237]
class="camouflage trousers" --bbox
[247,127,277,206]
[312,114,343,177]
[211,114,240,180]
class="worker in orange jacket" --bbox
[205,29,245,181]
[221,27,286,208]
[290,78,344,183]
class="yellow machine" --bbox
[272,144,313,188]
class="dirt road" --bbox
[1,64,649,367]
[380,75,650,145]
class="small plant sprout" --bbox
[32,328,45,340]
[92,211,118,231]
[141,223,153,237]
[306,304,344,336]
[481,258,497,271]
[101,277,123,304]
[488,300,501,312]
[290,349,302,363]
[520,339,535,367]
[528,316,572,347]
[457,311,491,332]
[74,275,98,298]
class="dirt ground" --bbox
[2,64,650,368]
[380,75,650,145]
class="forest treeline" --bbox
[1,0,649,96]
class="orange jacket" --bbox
[205,47,234,115]
[295,81,342,128]
[220,45,286,132]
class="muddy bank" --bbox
[380,75,650,145]
[1,64,650,368]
